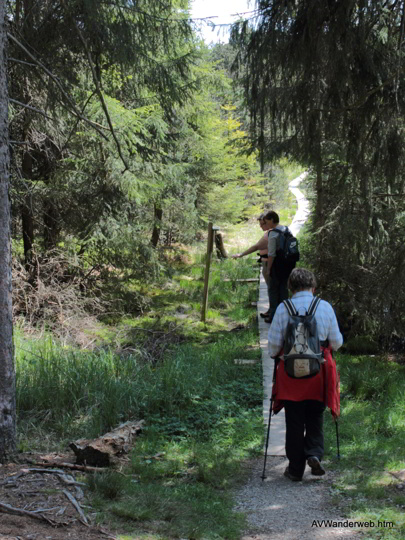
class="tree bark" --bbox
[360,172,373,263]
[151,203,163,248]
[0,3,16,461]
[21,84,34,269]
[314,158,324,228]
[43,197,60,250]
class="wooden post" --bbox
[201,222,214,323]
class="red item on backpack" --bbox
[272,347,340,419]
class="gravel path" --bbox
[233,457,361,540]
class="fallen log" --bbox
[69,420,144,467]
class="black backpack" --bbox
[272,227,299,278]
[283,297,324,378]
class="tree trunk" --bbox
[0,4,17,461]
[43,198,60,250]
[314,160,324,228]
[360,172,373,263]
[21,119,34,268]
[151,203,163,248]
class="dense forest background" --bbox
[5,0,405,347]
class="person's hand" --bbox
[231,253,241,259]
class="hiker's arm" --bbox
[232,237,267,259]
[268,305,285,357]
[265,232,277,274]
[265,255,274,277]
[327,307,344,351]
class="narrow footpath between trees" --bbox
[232,174,361,540]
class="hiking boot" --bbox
[283,467,302,482]
[264,317,273,324]
[307,456,326,476]
[260,310,270,318]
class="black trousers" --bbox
[267,268,289,323]
[284,399,326,479]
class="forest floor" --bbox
[0,452,118,539]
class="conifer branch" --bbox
[59,0,129,173]
[8,57,37,67]
[9,98,54,121]
[7,32,109,141]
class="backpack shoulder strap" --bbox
[307,296,321,316]
[283,299,298,317]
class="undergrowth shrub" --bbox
[338,354,405,403]
[87,470,126,500]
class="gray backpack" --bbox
[283,297,324,378]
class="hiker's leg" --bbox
[262,260,269,285]
[303,400,326,460]
[284,400,306,478]
[267,270,281,323]
[262,260,270,315]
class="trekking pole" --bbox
[335,418,341,459]
[261,357,279,481]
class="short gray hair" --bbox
[288,268,317,292]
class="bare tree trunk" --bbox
[21,103,34,268]
[360,172,373,263]
[314,158,324,228]
[151,203,163,248]
[0,4,16,461]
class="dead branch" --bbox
[32,461,108,472]
[0,501,58,526]
[0,471,26,486]
[8,56,38,67]
[9,98,53,120]
[19,468,86,490]
[62,490,89,526]
[30,506,61,513]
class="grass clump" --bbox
[323,353,405,539]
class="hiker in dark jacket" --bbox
[268,268,343,481]
[262,210,292,324]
